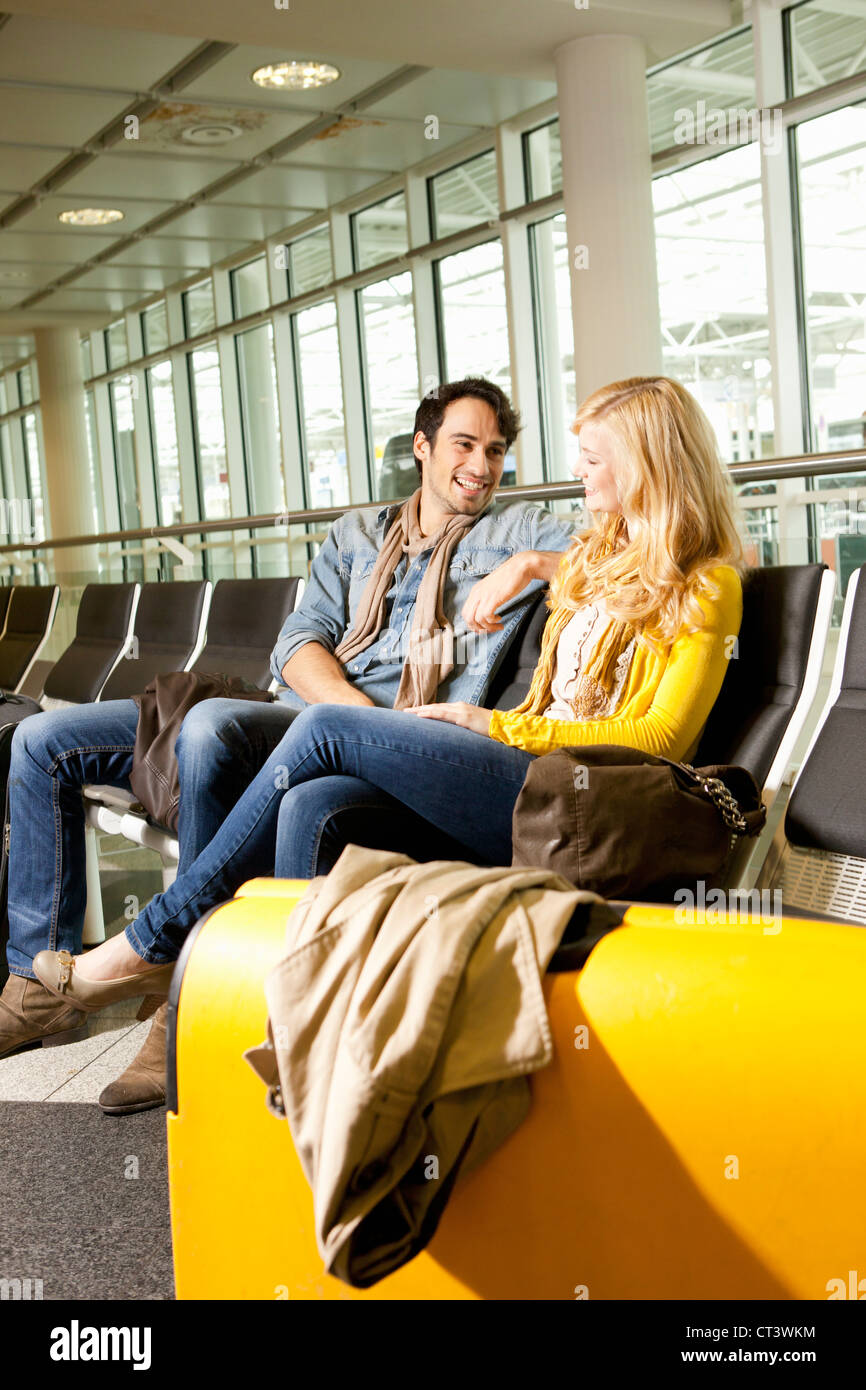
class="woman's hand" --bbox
[410,702,493,736]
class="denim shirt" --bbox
[270,500,574,709]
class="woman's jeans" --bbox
[6,698,299,977]
[12,704,534,969]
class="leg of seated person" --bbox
[174,698,300,872]
[275,775,493,880]
[71,703,534,977]
[6,699,140,979]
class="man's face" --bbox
[415,397,507,527]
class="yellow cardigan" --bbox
[488,564,743,764]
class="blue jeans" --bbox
[6,697,299,977]
[76,704,535,966]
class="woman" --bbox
[24,376,744,1014]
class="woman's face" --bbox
[573,420,623,516]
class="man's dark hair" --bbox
[412,377,521,478]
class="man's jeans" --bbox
[6,698,299,977]
[58,704,535,967]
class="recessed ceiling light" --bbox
[251,60,340,91]
[0,270,27,280]
[58,208,124,227]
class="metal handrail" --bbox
[2,446,865,556]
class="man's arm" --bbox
[281,643,374,707]
[461,551,563,632]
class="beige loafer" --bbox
[32,949,176,1014]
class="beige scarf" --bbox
[335,489,477,708]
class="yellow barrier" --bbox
[168,880,866,1300]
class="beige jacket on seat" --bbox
[245,844,601,1287]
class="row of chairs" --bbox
[0,576,304,706]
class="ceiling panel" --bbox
[366,69,555,126]
[135,102,311,163]
[210,162,383,209]
[0,14,200,88]
[74,265,178,292]
[28,287,148,313]
[0,231,126,261]
[279,116,481,174]
[0,143,73,191]
[178,45,400,111]
[109,237,250,268]
[0,89,130,150]
[59,151,243,200]
[0,263,76,290]
[157,203,313,241]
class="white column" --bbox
[554,34,662,402]
[34,326,99,577]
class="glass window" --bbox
[146,361,182,526]
[352,192,409,272]
[530,213,577,483]
[647,28,756,155]
[109,378,141,531]
[358,272,419,500]
[231,257,270,319]
[141,301,169,355]
[429,150,498,238]
[188,346,231,519]
[0,378,6,414]
[17,365,33,407]
[435,240,512,399]
[21,413,45,541]
[235,323,285,515]
[83,389,104,532]
[787,0,866,98]
[183,280,216,338]
[293,301,348,509]
[105,319,129,370]
[80,337,92,382]
[653,142,774,461]
[796,103,866,454]
[287,226,333,297]
[524,120,562,200]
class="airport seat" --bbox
[757,564,866,924]
[190,577,304,689]
[98,579,211,702]
[0,584,60,693]
[41,582,140,708]
[0,587,11,637]
[166,877,866,1300]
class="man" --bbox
[0,376,572,1111]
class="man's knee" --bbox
[10,708,70,774]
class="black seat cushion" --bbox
[0,585,57,690]
[191,577,302,691]
[695,564,826,786]
[785,565,866,857]
[100,581,209,701]
[43,584,137,704]
[487,593,549,711]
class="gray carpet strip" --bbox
[0,1103,173,1300]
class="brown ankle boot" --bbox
[0,973,89,1060]
[98,1001,167,1116]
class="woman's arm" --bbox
[489,567,743,763]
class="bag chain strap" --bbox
[678,763,749,835]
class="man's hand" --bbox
[282,643,375,707]
[410,702,493,736]
[462,550,563,632]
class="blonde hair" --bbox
[518,376,745,717]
